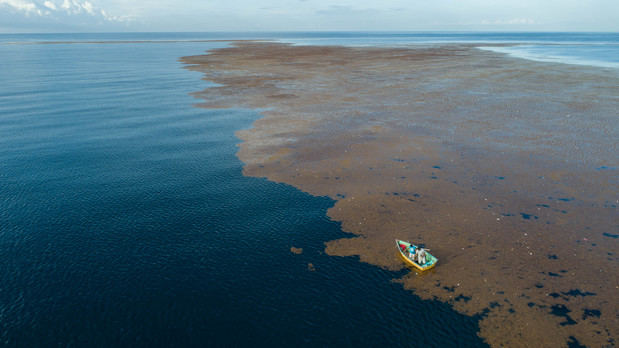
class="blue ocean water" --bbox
[0,37,488,346]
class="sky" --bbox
[0,0,618,33]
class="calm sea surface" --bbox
[0,35,486,346]
[0,32,615,346]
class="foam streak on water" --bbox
[478,44,619,69]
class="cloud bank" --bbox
[0,0,617,33]
[1,0,41,14]
[0,0,134,31]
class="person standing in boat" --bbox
[408,245,416,260]
[417,248,427,265]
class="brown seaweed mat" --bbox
[182,42,618,347]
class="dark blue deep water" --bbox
[0,36,494,347]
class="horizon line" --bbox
[2,30,619,35]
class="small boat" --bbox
[395,239,438,271]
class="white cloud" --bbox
[481,18,536,25]
[99,8,134,23]
[59,0,95,15]
[42,0,55,10]
[0,0,130,24]
[81,0,93,14]
[61,0,82,14]
[0,0,41,14]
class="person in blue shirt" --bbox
[408,245,416,260]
